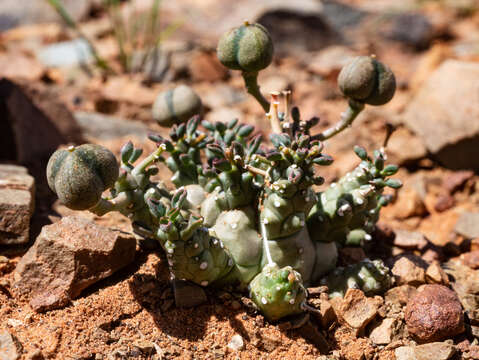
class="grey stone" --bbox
[227,334,245,351]
[37,39,93,68]
[393,229,428,250]
[395,346,416,360]
[0,330,22,360]
[384,13,435,50]
[0,165,35,245]
[172,279,207,308]
[402,60,479,171]
[14,216,136,312]
[74,112,154,141]
[256,3,340,55]
[0,0,92,31]
[454,212,479,239]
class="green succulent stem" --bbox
[242,71,270,113]
[131,146,165,178]
[89,191,132,216]
[316,99,365,141]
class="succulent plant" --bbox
[47,22,401,321]
[152,85,203,127]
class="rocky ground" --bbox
[1,0,479,359]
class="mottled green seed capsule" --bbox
[338,56,396,106]
[47,144,118,210]
[217,21,274,72]
[152,85,203,127]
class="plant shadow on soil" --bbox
[128,251,252,342]
[127,249,335,352]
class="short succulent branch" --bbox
[315,100,365,141]
[242,71,270,113]
[131,146,165,178]
[89,192,131,216]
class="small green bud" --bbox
[152,85,203,127]
[217,21,274,72]
[338,56,396,106]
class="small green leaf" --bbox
[120,141,134,164]
[354,145,368,160]
[227,118,238,129]
[385,178,402,189]
[381,164,399,177]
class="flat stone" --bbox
[425,262,449,285]
[172,279,207,308]
[338,289,379,331]
[385,285,418,307]
[455,212,479,239]
[369,317,397,345]
[414,342,455,360]
[395,346,416,360]
[0,165,35,245]
[405,284,464,342]
[14,216,136,312]
[74,112,154,141]
[0,164,34,192]
[387,126,428,165]
[402,60,479,171]
[0,330,22,360]
[37,39,93,68]
[391,254,427,286]
[391,187,428,220]
[393,229,428,250]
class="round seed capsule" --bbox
[152,85,202,127]
[46,144,119,210]
[338,56,396,106]
[217,22,274,72]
